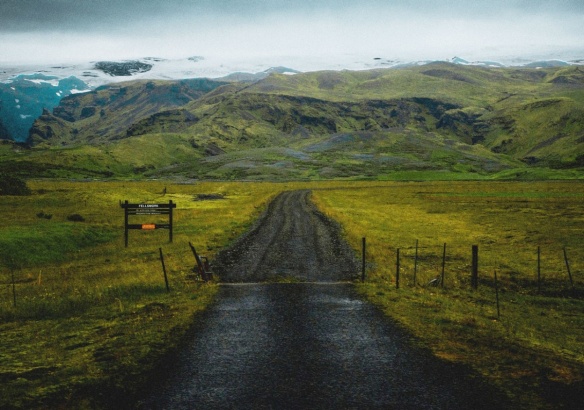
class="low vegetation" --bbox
[2,179,583,409]
[0,180,286,409]
[0,174,31,196]
[311,181,584,409]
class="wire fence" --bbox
[362,238,581,297]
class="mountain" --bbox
[8,62,582,180]
[1,56,580,144]
[0,74,90,142]
[0,59,301,142]
[28,77,228,146]
[0,57,304,89]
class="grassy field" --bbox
[0,180,288,409]
[311,180,584,409]
[2,179,583,408]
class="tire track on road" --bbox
[214,190,359,282]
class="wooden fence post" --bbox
[471,245,479,290]
[124,200,129,247]
[441,243,446,288]
[413,239,419,287]
[362,237,366,283]
[563,247,575,294]
[11,269,16,308]
[168,200,174,243]
[537,246,541,293]
[396,248,400,290]
[494,269,500,319]
[159,248,170,292]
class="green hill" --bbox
[5,63,584,180]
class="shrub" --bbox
[67,214,85,222]
[0,174,31,196]
[36,211,53,220]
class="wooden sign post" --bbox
[121,200,176,247]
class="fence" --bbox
[361,237,581,297]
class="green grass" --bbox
[0,180,288,409]
[311,181,584,409]
[2,179,584,408]
[0,224,115,269]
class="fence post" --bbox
[494,269,500,319]
[361,237,366,283]
[441,243,446,288]
[396,248,400,289]
[11,269,16,308]
[563,247,575,294]
[537,246,541,293]
[159,248,170,292]
[413,239,419,287]
[471,245,479,290]
[124,200,129,247]
[168,200,174,243]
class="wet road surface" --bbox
[140,283,507,409]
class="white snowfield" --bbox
[1,53,583,89]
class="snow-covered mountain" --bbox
[0,74,90,142]
[1,56,302,89]
[1,55,582,142]
[3,54,581,88]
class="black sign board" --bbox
[121,200,176,247]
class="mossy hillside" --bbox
[11,64,584,180]
[29,78,228,146]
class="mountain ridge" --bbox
[4,62,584,180]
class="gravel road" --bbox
[139,190,508,409]
[213,190,359,283]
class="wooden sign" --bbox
[121,200,176,247]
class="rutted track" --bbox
[139,190,509,409]
[213,190,359,283]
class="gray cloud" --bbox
[2,1,583,32]
[1,1,583,64]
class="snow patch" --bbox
[25,78,60,86]
[20,114,32,119]
[70,89,91,94]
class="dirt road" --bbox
[213,190,359,283]
[139,191,508,409]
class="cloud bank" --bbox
[1,1,583,65]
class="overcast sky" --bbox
[1,0,583,65]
